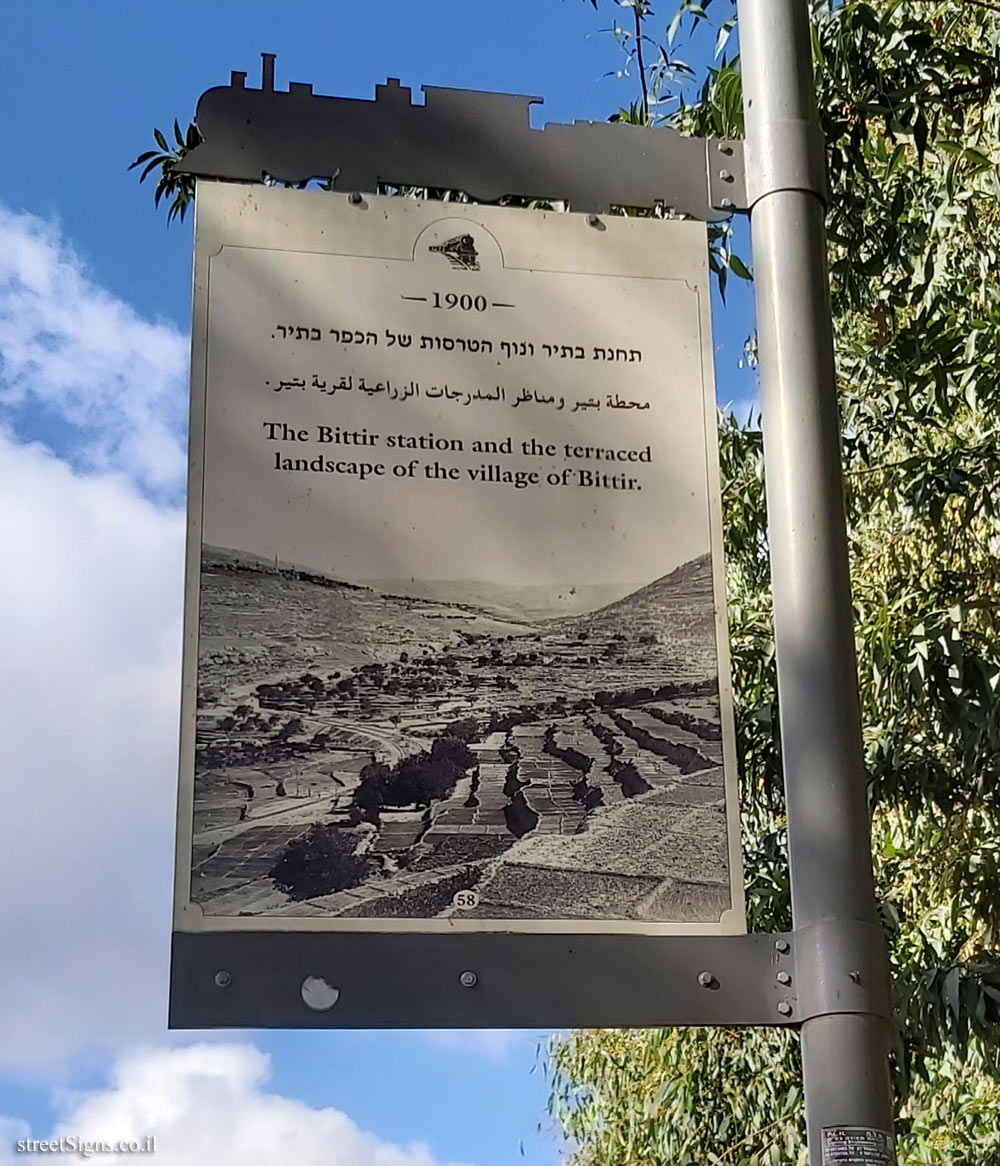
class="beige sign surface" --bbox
[175,182,744,935]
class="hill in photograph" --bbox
[188,546,734,926]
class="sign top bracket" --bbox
[174,53,746,220]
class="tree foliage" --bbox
[269,823,370,900]
[353,732,478,820]
[129,119,201,222]
[549,1,1000,1162]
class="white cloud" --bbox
[0,200,189,1075]
[0,1044,460,1166]
[0,1117,29,1166]
[0,204,188,495]
[0,430,184,1075]
[0,205,538,1080]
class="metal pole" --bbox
[734,0,896,1162]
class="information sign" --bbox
[172,182,744,1023]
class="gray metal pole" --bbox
[733,0,896,1162]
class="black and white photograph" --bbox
[192,545,729,923]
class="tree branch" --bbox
[633,5,649,123]
[845,456,918,478]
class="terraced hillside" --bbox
[189,548,736,925]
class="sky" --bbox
[0,3,755,1163]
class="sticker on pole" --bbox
[822,1127,896,1165]
[173,182,744,945]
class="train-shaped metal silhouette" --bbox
[174,54,742,219]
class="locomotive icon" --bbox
[429,234,480,271]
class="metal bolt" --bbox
[459,970,478,988]
[777,1000,793,1017]
[214,970,232,989]
[850,969,862,984]
[719,169,732,182]
[775,939,790,954]
[587,214,601,227]
[697,971,716,989]
[349,191,363,205]
[720,198,734,209]
[717,142,733,155]
[776,970,792,986]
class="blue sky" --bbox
[0,3,755,1163]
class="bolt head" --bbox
[697,971,716,989]
[776,970,792,986]
[720,197,734,209]
[214,970,232,989]
[349,191,363,205]
[459,970,478,989]
[777,1000,793,1017]
[775,939,790,954]
[587,214,601,227]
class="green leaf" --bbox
[715,18,734,59]
[138,157,163,183]
[729,254,752,280]
[944,966,961,1023]
[914,111,928,169]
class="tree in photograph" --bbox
[353,733,478,814]
[269,823,369,900]
[275,717,303,741]
[384,752,448,805]
[441,717,479,743]
[354,760,392,821]
[430,733,477,773]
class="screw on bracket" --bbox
[349,191,364,205]
[775,939,790,954]
[776,970,792,986]
[850,969,862,984]
[214,970,232,989]
[719,169,733,182]
[697,971,717,989]
[777,1000,793,1017]
[459,970,478,988]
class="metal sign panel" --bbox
[173,60,746,218]
[172,181,744,1026]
